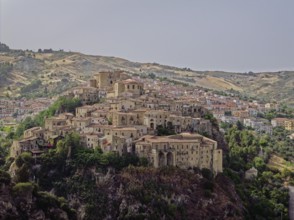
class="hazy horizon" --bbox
[1,0,293,72]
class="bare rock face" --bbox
[29,210,45,220]
[0,200,20,219]
[0,183,20,219]
[0,182,74,220]
[0,166,243,220]
[64,167,244,220]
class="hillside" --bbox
[0,44,293,105]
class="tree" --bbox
[201,168,213,180]
[15,163,30,182]
[148,73,156,79]
[156,125,175,136]
[236,121,244,130]
[224,111,232,116]
[253,157,266,171]
[15,116,39,138]
[0,170,11,184]
[0,42,10,52]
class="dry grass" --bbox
[196,76,242,91]
[267,154,294,172]
[0,50,293,104]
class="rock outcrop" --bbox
[0,181,75,220]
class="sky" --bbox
[0,0,293,72]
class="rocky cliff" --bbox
[0,173,76,220]
[55,166,244,220]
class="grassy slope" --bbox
[0,50,293,104]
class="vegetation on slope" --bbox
[12,96,82,138]
[35,135,243,220]
[0,42,10,52]
[0,44,293,104]
[0,171,76,219]
[223,124,293,219]
[0,127,244,219]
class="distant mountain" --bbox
[0,45,293,104]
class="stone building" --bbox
[80,132,102,149]
[285,119,294,131]
[23,127,44,139]
[111,111,139,127]
[76,105,97,118]
[91,71,129,90]
[135,132,223,174]
[245,167,258,179]
[111,135,132,155]
[9,71,226,177]
[271,118,287,127]
[109,100,136,111]
[143,110,170,129]
[10,137,39,158]
[114,79,144,98]
[71,117,91,132]
[44,114,74,140]
[67,87,102,104]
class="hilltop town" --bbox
[9,71,224,174]
[1,66,293,220]
[1,1,293,217]
[4,69,294,175]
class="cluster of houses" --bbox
[271,118,294,131]
[0,98,52,121]
[8,70,294,175]
[203,94,293,135]
[10,71,223,174]
[128,75,293,135]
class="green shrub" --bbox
[203,180,214,191]
[0,170,11,184]
[13,182,34,195]
[20,80,42,94]
[201,168,213,180]
[15,163,30,182]
[36,191,60,209]
[15,152,33,167]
